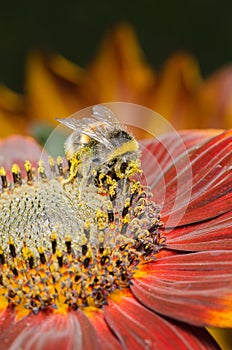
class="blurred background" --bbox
[0,1,232,348]
[1,0,232,92]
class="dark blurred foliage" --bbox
[0,0,232,92]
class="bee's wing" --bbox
[92,105,118,126]
[57,117,93,131]
[57,105,117,129]
[81,128,113,149]
[57,106,116,149]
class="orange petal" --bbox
[84,24,156,105]
[151,52,203,129]
[198,65,232,129]
[25,51,86,125]
[209,328,232,350]
[0,85,27,137]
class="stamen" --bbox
[38,160,47,181]
[107,210,114,223]
[57,250,63,267]
[38,247,46,264]
[48,156,55,175]
[51,232,57,254]
[0,248,5,265]
[65,236,72,254]
[12,164,22,186]
[24,160,33,184]
[9,238,16,258]
[0,167,8,190]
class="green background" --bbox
[0,0,232,92]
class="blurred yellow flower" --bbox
[0,23,232,136]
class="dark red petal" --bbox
[145,130,232,227]
[140,129,219,188]
[166,210,232,251]
[0,310,100,350]
[84,308,123,350]
[0,307,15,334]
[103,290,220,350]
[132,250,232,327]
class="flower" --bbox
[1,24,232,139]
[0,105,231,349]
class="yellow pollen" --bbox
[12,164,20,174]
[24,160,32,173]
[0,167,6,176]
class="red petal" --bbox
[166,210,232,251]
[84,308,122,350]
[0,310,100,350]
[132,250,232,327]
[143,130,232,227]
[0,135,43,167]
[140,129,220,188]
[0,307,15,334]
[103,290,220,349]
[0,135,47,182]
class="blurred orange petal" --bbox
[25,51,86,125]
[151,52,203,129]
[0,85,27,137]
[197,65,232,129]
[1,23,232,142]
[83,23,156,104]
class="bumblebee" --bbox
[57,105,140,184]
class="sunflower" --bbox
[1,24,232,139]
[0,105,231,349]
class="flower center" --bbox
[0,155,165,315]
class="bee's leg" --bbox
[61,157,80,184]
[121,176,128,196]
[78,160,92,199]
